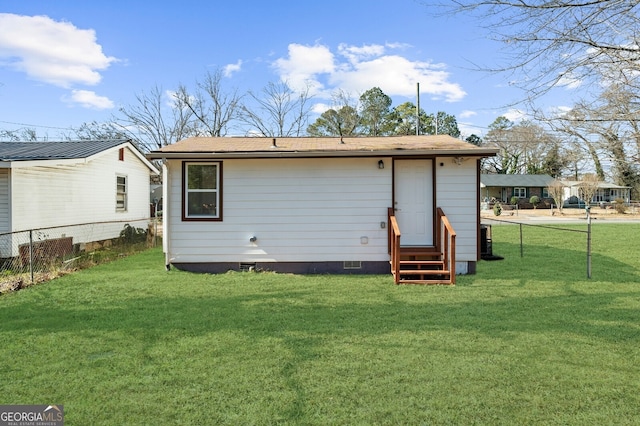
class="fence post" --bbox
[29,230,34,284]
[586,206,592,279]
[519,223,523,257]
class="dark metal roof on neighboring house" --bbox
[0,140,129,161]
[480,174,555,187]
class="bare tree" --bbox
[439,1,640,100]
[114,85,194,151]
[0,128,39,141]
[482,116,566,175]
[240,81,313,137]
[541,107,605,180]
[64,121,128,141]
[547,179,566,214]
[578,173,601,207]
[540,81,640,197]
[174,69,243,137]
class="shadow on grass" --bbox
[477,241,640,284]
[2,276,639,347]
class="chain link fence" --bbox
[0,218,160,294]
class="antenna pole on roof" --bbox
[416,82,420,136]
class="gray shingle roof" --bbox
[480,174,555,187]
[0,140,129,162]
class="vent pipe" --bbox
[416,82,420,136]
[271,138,277,148]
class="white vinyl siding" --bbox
[0,169,9,234]
[166,158,392,263]
[10,145,152,241]
[435,157,479,268]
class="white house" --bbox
[148,136,497,284]
[562,180,631,205]
[0,140,159,258]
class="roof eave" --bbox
[147,148,498,160]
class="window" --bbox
[542,188,550,198]
[116,175,127,211]
[513,187,526,198]
[183,162,221,220]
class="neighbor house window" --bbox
[542,188,550,198]
[183,162,221,220]
[116,175,127,211]
[513,187,526,198]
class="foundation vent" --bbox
[343,261,362,270]
[239,262,257,272]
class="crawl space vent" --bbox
[343,261,362,270]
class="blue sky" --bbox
[0,0,570,140]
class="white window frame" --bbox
[184,162,221,220]
[513,187,526,198]
[116,175,127,212]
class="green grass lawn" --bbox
[1,223,639,425]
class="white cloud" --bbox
[0,13,116,87]
[224,60,242,77]
[557,72,582,90]
[503,108,527,122]
[546,105,572,119]
[272,42,466,103]
[273,43,335,94]
[311,102,331,114]
[64,90,114,109]
[459,110,477,119]
[337,43,386,63]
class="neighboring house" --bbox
[562,180,631,205]
[480,174,555,204]
[0,140,159,258]
[148,136,497,283]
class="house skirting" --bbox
[169,260,477,275]
[169,261,392,274]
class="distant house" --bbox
[562,180,631,205]
[0,140,159,258]
[148,136,497,284]
[480,174,555,204]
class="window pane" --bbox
[116,194,126,209]
[188,165,217,189]
[116,176,127,210]
[187,192,217,216]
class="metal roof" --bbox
[148,135,498,159]
[480,174,555,187]
[0,140,130,161]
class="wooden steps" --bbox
[388,208,456,286]
[392,247,453,285]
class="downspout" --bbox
[162,159,171,270]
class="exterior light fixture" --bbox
[378,160,384,169]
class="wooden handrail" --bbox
[388,208,401,284]
[436,208,456,284]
